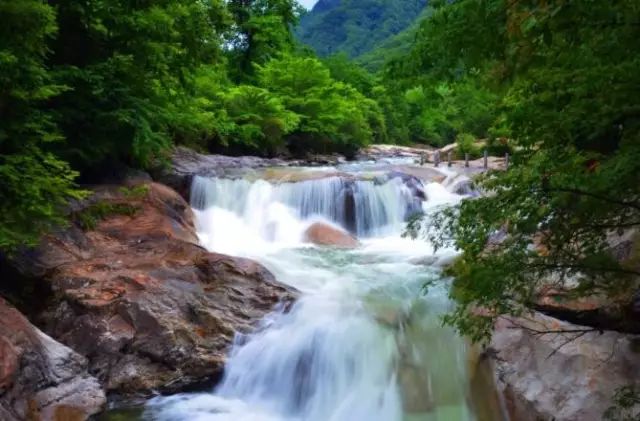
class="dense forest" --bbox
[2,0,639,357]
[296,0,426,62]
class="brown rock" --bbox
[304,222,359,248]
[12,182,296,396]
[0,297,105,421]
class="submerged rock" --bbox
[304,222,359,248]
[11,182,296,396]
[490,311,640,421]
[0,297,106,420]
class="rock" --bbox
[438,143,458,156]
[303,153,347,166]
[530,230,640,334]
[0,297,106,420]
[383,165,447,184]
[304,222,359,248]
[356,144,434,161]
[259,168,355,184]
[151,147,292,200]
[490,311,640,421]
[11,182,296,396]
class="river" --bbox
[110,162,504,420]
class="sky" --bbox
[299,0,318,9]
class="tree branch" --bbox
[543,187,640,212]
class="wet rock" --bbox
[304,222,359,248]
[260,168,355,183]
[11,182,296,396]
[152,147,292,200]
[0,297,106,420]
[490,311,640,421]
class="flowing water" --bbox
[133,166,504,421]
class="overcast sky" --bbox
[299,0,318,9]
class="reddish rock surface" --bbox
[12,182,296,395]
[0,298,105,420]
[304,222,359,248]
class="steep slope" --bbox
[296,0,427,59]
[356,8,428,71]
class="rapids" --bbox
[141,166,504,421]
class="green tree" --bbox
[223,85,300,155]
[0,0,83,250]
[405,0,640,341]
[49,0,229,172]
[257,55,381,156]
[226,0,302,81]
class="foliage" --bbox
[0,0,85,250]
[256,55,382,156]
[226,0,302,81]
[455,133,480,159]
[405,0,640,341]
[119,185,150,200]
[603,385,640,421]
[223,84,300,155]
[49,0,230,171]
[74,185,148,230]
[75,201,140,231]
[296,0,426,59]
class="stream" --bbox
[108,162,504,421]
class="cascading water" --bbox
[143,169,503,421]
[190,175,419,240]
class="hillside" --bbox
[296,0,427,60]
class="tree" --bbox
[256,55,381,156]
[405,0,640,341]
[226,0,302,81]
[48,0,230,172]
[0,0,83,250]
[223,85,300,155]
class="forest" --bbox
[2,0,640,344]
[1,0,640,419]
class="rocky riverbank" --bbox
[490,311,640,420]
[1,146,638,420]
[1,180,296,419]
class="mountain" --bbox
[296,0,427,61]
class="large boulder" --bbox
[0,297,105,420]
[12,182,296,396]
[490,311,640,420]
[304,222,359,248]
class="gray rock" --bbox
[152,147,292,199]
[490,311,640,421]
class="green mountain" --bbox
[296,0,427,63]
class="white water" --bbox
[144,171,489,421]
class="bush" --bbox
[455,133,481,159]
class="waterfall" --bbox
[190,175,420,239]
[142,170,501,421]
